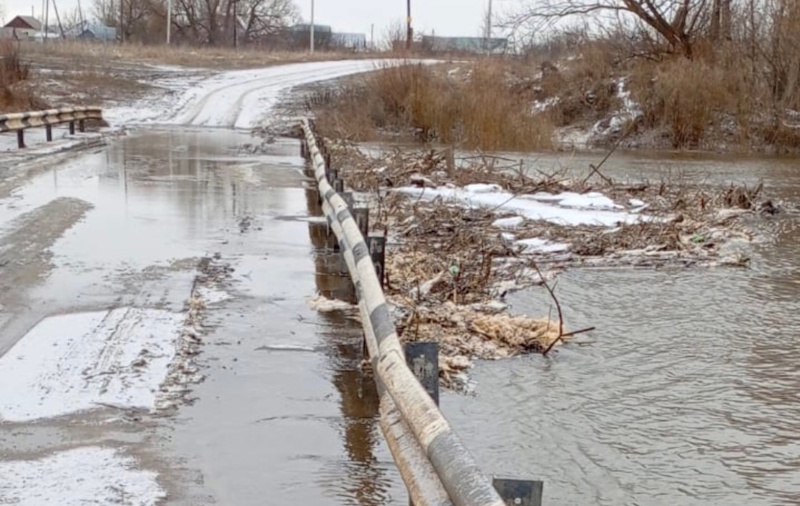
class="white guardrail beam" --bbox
[0,107,103,148]
[301,119,506,506]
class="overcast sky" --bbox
[2,0,505,38]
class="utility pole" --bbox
[77,0,84,28]
[309,0,315,53]
[232,0,238,48]
[406,0,412,50]
[119,0,124,43]
[166,0,171,44]
[43,0,49,44]
[486,0,492,40]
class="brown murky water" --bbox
[440,150,800,505]
[3,130,797,504]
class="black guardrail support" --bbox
[367,234,386,288]
[405,342,440,406]
[492,478,543,506]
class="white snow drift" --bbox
[0,447,165,506]
[398,183,645,227]
[0,307,184,422]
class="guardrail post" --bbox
[326,219,339,252]
[334,178,344,193]
[16,130,25,149]
[352,207,369,237]
[404,343,441,505]
[69,121,75,135]
[45,125,53,142]
[300,138,307,159]
[78,120,85,133]
[404,342,439,406]
[340,192,354,210]
[324,151,332,171]
[493,478,544,506]
[367,234,386,288]
[329,167,338,184]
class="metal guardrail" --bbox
[301,119,511,506]
[0,107,103,148]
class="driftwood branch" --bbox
[529,261,565,356]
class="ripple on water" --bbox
[442,237,800,505]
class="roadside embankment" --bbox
[308,57,800,154]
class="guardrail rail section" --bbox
[300,119,544,506]
[0,107,103,148]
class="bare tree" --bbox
[505,0,713,57]
[93,0,298,45]
[240,0,299,43]
[93,0,152,41]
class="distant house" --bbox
[76,23,117,42]
[289,23,332,49]
[1,15,42,39]
[421,36,508,55]
[331,32,367,51]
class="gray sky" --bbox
[2,0,499,38]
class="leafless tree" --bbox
[93,0,152,41]
[504,0,715,57]
[93,0,298,45]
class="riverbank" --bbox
[307,57,800,154]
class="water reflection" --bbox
[305,166,390,504]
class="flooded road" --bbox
[2,124,799,505]
[0,128,405,504]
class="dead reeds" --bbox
[0,41,42,112]
[309,62,555,152]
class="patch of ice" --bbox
[398,185,643,227]
[492,216,525,229]
[529,191,620,210]
[0,446,165,506]
[464,183,503,194]
[0,308,184,422]
[516,238,570,253]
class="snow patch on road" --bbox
[0,307,184,422]
[107,59,423,129]
[195,285,232,305]
[0,446,165,506]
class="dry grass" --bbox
[311,62,554,151]
[0,41,45,112]
[21,40,388,70]
[630,57,749,148]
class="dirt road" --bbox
[0,61,404,505]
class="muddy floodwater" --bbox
[442,151,800,505]
[1,130,799,505]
